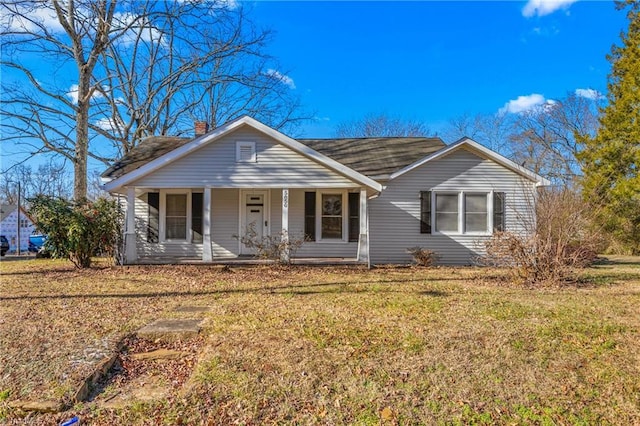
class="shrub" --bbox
[480,188,602,285]
[406,247,438,267]
[235,223,306,264]
[28,195,122,268]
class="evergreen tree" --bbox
[580,0,640,253]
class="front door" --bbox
[240,191,269,254]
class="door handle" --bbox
[265,220,268,227]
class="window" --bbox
[166,194,187,240]
[422,191,498,234]
[321,193,342,239]
[236,141,256,162]
[304,191,358,242]
[465,193,488,233]
[20,219,30,228]
[435,193,459,232]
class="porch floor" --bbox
[134,257,361,266]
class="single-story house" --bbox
[0,204,36,253]
[101,116,549,266]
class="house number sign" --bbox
[282,189,289,208]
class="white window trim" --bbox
[159,189,192,243]
[236,141,256,162]
[316,190,348,243]
[432,190,494,236]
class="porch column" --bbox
[125,186,137,264]
[357,188,370,267]
[202,187,213,262]
[281,188,289,262]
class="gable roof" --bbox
[0,205,33,223]
[299,137,445,179]
[390,137,551,186]
[102,116,383,193]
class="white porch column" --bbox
[124,186,137,264]
[203,187,213,262]
[281,188,289,262]
[357,188,370,267]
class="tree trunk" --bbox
[74,69,90,201]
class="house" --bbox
[0,204,36,253]
[101,116,549,266]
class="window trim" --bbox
[159,190,192,243]
[430,190,496,236]
[236,141,256,163]
[315,190,349,243]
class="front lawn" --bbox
[1,258,638,424]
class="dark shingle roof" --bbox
[299,137,446,178]
[102,134,446,181]
[102,136,191,179]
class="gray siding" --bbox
[369,148,537,265]
[131,127,357,188]
[211,189,239,257]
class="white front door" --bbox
[240,190,269,254]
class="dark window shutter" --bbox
[493,192,505,232]
[192,193,203,243]
[147,192,159,243]
[304,192,316,241]
[420,191,432,234]
[348,192,360,242]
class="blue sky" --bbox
[248,0,626,138]
[0,0,629,177]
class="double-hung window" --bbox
[304,191,359,242]
[165,194,187,240]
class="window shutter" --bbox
[348,192,360,242]
[304,192,316,241]
[493,192,505,232]
[192,193,203,243]
[420,191,432,234]
[147,192,159,243]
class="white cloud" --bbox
[0,3,65,33]
[522,0,578,17]
[66,84,106,104]
[499,93,556,115]
[266,69,296,90]
[112,12,165,47]
[575,88,603,100]
[94,117,122,132]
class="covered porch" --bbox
[122,187,372,266]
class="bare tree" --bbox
[0,162,71,204]
[1,0,122,200]
[444,92,601,186]
[335,113,431,137]
[94,1,307,157]
[1,1,308,198]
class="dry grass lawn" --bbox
[1,257,639,425]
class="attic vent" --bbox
[236,141,256,162]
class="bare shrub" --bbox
[480,188,602,285]
[406,247,439,267]
[235,223,306,264]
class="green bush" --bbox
[29,195,122,268]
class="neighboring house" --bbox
[0,204,36,253]
[101,116,549,266]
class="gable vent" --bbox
[236,141,256,162]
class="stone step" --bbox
[136,318,203,342]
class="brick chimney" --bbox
[194,121,209,137]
